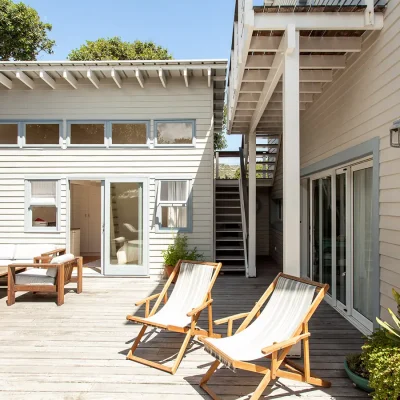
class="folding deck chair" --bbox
[199,273,331,400]
[126,259,222,374]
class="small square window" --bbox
[155,121,194,145]
[26,123,60,145]
[111,123,147,145]
[70,123,105,145]
[0,124,18,145]
[25,179,59,231]
[157,180,191,231]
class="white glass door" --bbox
[104,178,148,276]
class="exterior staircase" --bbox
[215,181,246,272]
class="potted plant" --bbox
[161,234,203,282]
[344,289,400,399]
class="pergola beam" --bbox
[111,69,122,88]
[87,70,99,89]
[16,71,34,89]
[63,70,78,89]
[249,36,362,53]
[254,12,383,31]
[135,69,144,88]
[0,72,12,89]
[207,68,212,87]
[246,55,346,70]
[239,92,313,103]
[243,69,332,83]
[183,68,189,87]
[159,69,167,88]
[39,71,56,89]
[240,81,323,94]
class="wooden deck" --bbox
[0,259,368,399]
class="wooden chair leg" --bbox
[171,330,192,375]
[199,360,221,400]
[57,265,65,306]
[7,267,15,306]
[127,325,148,360]
[250,370,272,400]
[77,257,83,294]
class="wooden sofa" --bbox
[7,249,83,306]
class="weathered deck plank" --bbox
[0,260,368,399]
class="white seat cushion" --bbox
[15,269,55,285]
[46,254,75,278]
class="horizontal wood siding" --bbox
[270,152,283,265]
[0,78,214,276]
[300,1,400,317]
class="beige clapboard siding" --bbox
[300,1,400,317]
[0,78,214,276]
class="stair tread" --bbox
[216,237,243,241]
[216,256,245,260]
[217,247,244,250]
[216,229,242,232]
[216,206,241,208]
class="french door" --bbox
[104,178,148,276]
[309,160,373,331]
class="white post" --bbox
[282,27,300,277]
[215,151,220,180]
[248,130,257,277]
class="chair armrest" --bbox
[8,263,60,269]
[135,292,162,306]
[187,299,213,317]
[214,312,250,325]
[261,333,310,355]
[41,248,66,257]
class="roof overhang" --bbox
[0,59,228,133]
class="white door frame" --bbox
[104,177,149,276]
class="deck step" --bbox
[215,206,241,209]
[216,237,243,241]
[221,265,246,272]
[216,229,242,233]
[216,246,244,251]
[216,213,241,216]
[216,255,245,261]
[215,221,242,224]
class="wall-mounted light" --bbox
[390,119,400,148]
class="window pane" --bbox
[161,206,187,228]
[26,124,59,145]
[70,124,104,145]
[112,123,147,145]
[32,206,57,227]
[157,122,193,145]
[31,181,56,199]
[160,181,188,202]
[0,124,18,144]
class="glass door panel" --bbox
[336,172,347,307]
[104,178,148,276]
[352,165,373,322]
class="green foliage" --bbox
[161,234,203,267]
[346,353,369,380]
[0,0,55,61]
[377,288,400,344]
[68,37,172,61]
[394,288,400,316]
[214,106,227,152]
[233,164,266,179]
[361,329,400,400]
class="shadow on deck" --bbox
[0,257,367,399]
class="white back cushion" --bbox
[14,244,58,261]
[46,253,75,278]
[0,244,16,261]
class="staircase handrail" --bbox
[238,147,249,275]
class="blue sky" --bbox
[24,0,244,153]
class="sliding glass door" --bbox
[104,178,148,276]
[308,159,374,331]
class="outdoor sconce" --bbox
[390,119,400,148]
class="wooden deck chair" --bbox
[126,260,222,374]
[199,273,331,400]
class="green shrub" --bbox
[161,234,203,267]
[346,353,369,379]
[361,329,400,400]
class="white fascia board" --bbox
[254,12,384,31]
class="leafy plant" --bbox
[361,329,400,400]
[161,234,203,267]
[377,289,400,344]
[346,353,369,380]
[0,0,55,61]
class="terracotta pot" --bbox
[164,265,178,283]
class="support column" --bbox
[248,130,257,277]
[283,27,300,277]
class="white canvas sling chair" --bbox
[199,273,331,400]
[126,259,222,374]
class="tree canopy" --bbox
[0,0,55,61]
[214,105,228,151]
[68,37,172,61]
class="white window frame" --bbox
[22,121,63,148]
[154,120,196,148]
[108,121,150,148]
[67,121,106,147]
[156,178,192,232]
[24,178,61,232]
